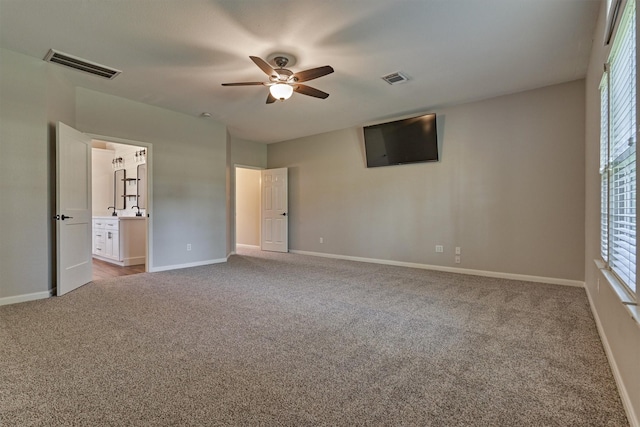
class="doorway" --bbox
[235,166,262,252]
[91,139,149,280]
[234,165,289,254]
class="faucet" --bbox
[107,206,117,216]
[131,206,143,217]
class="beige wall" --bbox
[92,148,115,216]
[584,1,639,424]
[0,47,230,302]
[268,80,586,282]
[76,88,228,269]
[0,48,75,300]
[231,137,268,168]
[228,137,267,252]
[235,168,261,246]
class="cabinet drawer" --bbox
[104,219,119,231]
[93,220,106,230]
[94,231,105,244]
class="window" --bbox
[601,0,637,296]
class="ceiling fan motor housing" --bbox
[273,56,290,68]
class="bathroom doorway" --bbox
[91,139,150,280]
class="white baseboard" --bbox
[0,290,53,306]
[93,254,121,265]
[148,257,227,273]
[290,250,584,288]
[585,287,639,427]
[236,244,260,250]
[93,254,145,267]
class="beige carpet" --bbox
[0,248,628,426]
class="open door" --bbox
[55,122,93,295]
[261,168,288,252]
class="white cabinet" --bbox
[93,219,108,257]
[104,219,120,260]
[92,217,145,266]
[105,229,119,260]
[93,218,119,261]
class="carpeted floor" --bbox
[0,248,629,426]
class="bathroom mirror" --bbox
[137,163,147,209]
[114,169,126,210]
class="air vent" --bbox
[381,71,409,85]
[44,49,121,80]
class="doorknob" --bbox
[281,212,287,216]
[52,215,73,220]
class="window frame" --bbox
[600,0,638,300]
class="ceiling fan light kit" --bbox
[270,83,294,101]
[222,54,334,104]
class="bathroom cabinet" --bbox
[93,217,146,266]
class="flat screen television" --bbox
[363,113,438,167]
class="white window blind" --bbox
[601,74,609,262]
[601,0,637,294]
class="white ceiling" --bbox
[0,0,601,143]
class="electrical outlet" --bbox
[435,245,444,253]
[319,237,324,244]
[455,256,461,264]
[455,247,461,255]
[187,244,192,251]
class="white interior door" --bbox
[261,168,288,252]
[56,122,93,296]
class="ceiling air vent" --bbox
[381,71,409,85]
[44,49,121,80]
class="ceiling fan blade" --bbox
[266,93,277,104]
[293,66,334,83]
[250,56,279,78]
[221,82,266,86]
[294,84,329,99]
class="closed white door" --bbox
[261,168,288,252]
[56,122,93,296]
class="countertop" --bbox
[93,215,146,220]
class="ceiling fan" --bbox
[222,55,334,103]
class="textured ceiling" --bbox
[0,0,601,143]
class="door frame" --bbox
[88,133,153,273]
[233,164,264,254]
